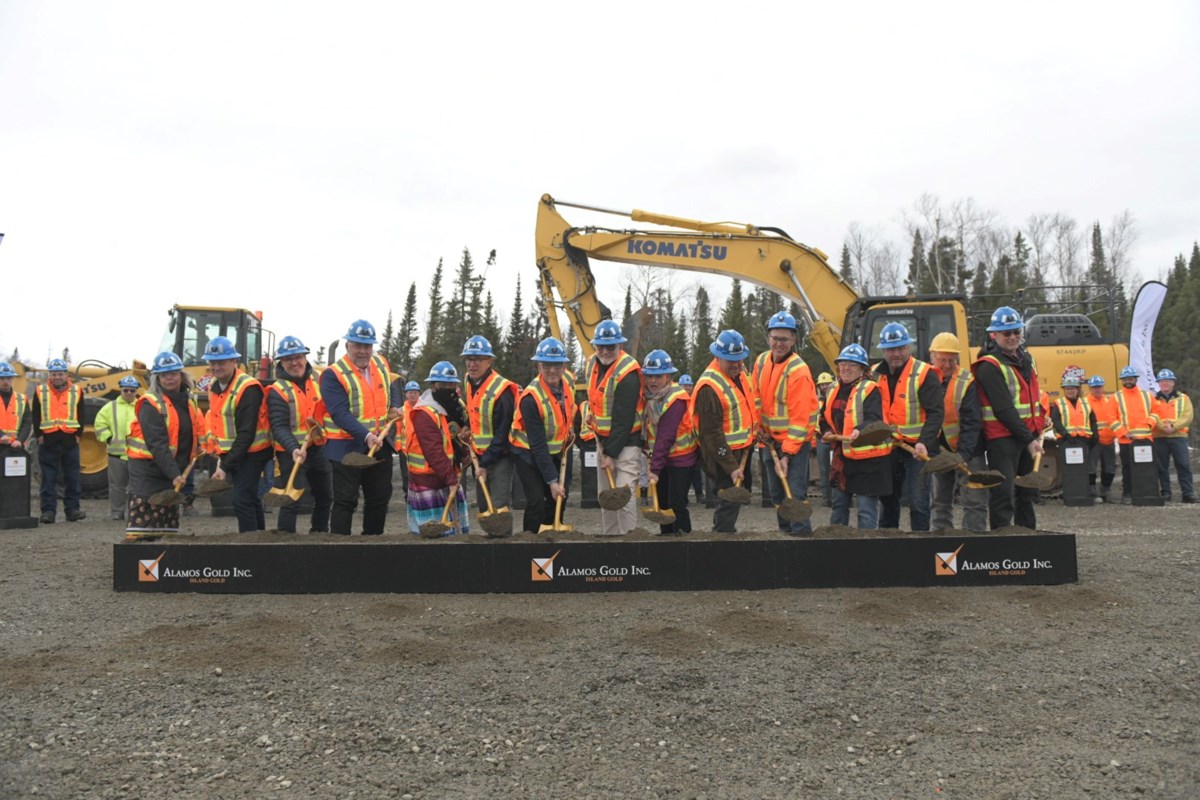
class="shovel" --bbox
[419,481,459,539]
[641,471,677,526]
[764,443,812,523]
[895,439,963,474]
[850,421,899,447]
[1014,447,1051,489]
[468,448,513,537]
[194,473,232,497]
[149,456,200,507]
[924,451,1005,489]
[585,417,632,511]
[538,447,573,534]
[342,416,399,469]
[262,434,315,509]
[717,448,753,504]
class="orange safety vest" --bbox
[37,383,81,434]
[940,367,973,452]
[206,370,271,454]
[395,398,418,453]
[877,357,935,443]
[643,385,698,459]
[322,354,393,440]
[586,352,644,437]
[405,404,454,476]
[1089,392,1121,446]
[751,351,817,452]
[511,374,577,456]
[269,375,323,450]
[692,360,758,450]
[127,392,206,460]
[0,391,28,439]
[823,380,893,460]
[1054,396,1093,438]
[1114,386,1157,443]
[465,369,518,455]
[972,354,1040,441]
[1154,392,1193,439]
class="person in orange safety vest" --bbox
[30,358,85,523]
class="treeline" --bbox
[1152,243,1200,394]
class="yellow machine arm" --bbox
[535,194,859,365]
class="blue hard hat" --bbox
[151,352,185,374]
[878,322,915,349]
[766,310,798,331]
[591,320,628,346]
[344,319,377,344]
[1088,375,1105,387]
[678,374,694,386]
[0,362,15,378]
[426,361,460,383]
[710,330,750,361]
[835,343,870,367]
[531,337,570,363]
[1157,368,1177,382]
[986,306,1024,333]
[275,335,309,359]
[202,336,241,361]
[641,349,678,375]
[118,376,140,389]
[47,358,69,372]
[404,380,420,392]
[1119,366,1138,380]
[460,335,495,358]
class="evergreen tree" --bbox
[905,231,927,293]
[447,247,477,354]
[622,286,633,329]
[395,282,421,378]
[839,243,854,286]
[718,279,747,334]
[500,276,528,381]
[415,258,445,380]
[971,259,988,299]
[690,287,714,375]
[480,291,503,367]
[379,311,399,368]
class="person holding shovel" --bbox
[461,335,519,537]
[693,330,758,534]
[641,349,696,535]
[874,322,944,532]
[124,352,206,539]
[971,307,1045,530]
[320,320,396,536]
[820,344,889,529]
[927,333,987,532]
[267,336,333,533]
[203,336,272,533]
[751,311,818,536]
[585,320,644,536]
[510,338,576,535]
[405,361,470,538]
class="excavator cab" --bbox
[161,305,270,368]
[842,297,970,365]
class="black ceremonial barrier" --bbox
[115,533,1077,594]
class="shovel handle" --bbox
[364,416,399,459]
[894,439,931,462]
[466,447,496,513]
[176,455,200,487]
[763,444,794,499]
[732,448,750,487]
[439,480,458,526]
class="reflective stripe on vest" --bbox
[1055,396,1093,438]
[466,370,518,454]
[127,392,203,460]
[0,391,28,438]
[103,397,135,456]
[878,357,933,442]
[206,371,271,453]
[975,355,1035,423]
[37,383,80,434]
[1089,393,1121,445]
[692,361,757,449]
[270,376,322,449]
[586,352,643,436]
[1156,393,1192,438]
[643,385,698,458]
[823,380,893,460]
[752,351,813,441]
[510,375,576,456]
[322,354,392,439]
[1116,387,1155,440]
[405,405,454,475]
[941,368,973,452]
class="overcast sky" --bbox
[2,1,1197,367]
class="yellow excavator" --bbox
[12,305,272,496]
[535,194,1130,391]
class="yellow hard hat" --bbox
[929,332,960,353]
[816,372,835,385]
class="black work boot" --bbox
[40,511,55,524]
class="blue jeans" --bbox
[1154,438,1194,499]
[760,443,812,533]
[831,487,878,529]
[38,439,82,514]
[816,441,832,505]
[879,448,931,531]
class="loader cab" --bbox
[842,297,970,365]
[160,305,271,370]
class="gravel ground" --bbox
[1,488,1198,800]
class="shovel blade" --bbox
[194,478,232,497]
[717,486,753,504]
[777,498,812,523]
[966,471,1005,488]
[340,453,375,469]
[598,487,632,511]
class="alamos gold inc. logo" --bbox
[138,552,167,582]
[935,544,964,576]
[532,550,561,582]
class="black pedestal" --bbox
[1129,442,1164,506]
[1058,441,1092,506]
[0,447,39,529]
[578,441,599,509]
